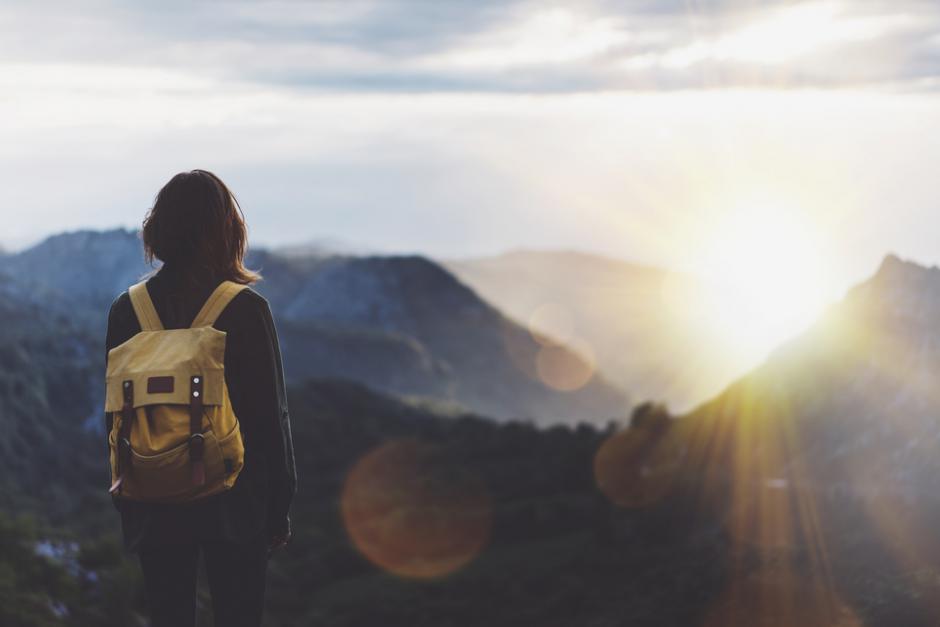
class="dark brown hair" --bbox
[142,169,260,285]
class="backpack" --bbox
[106,279,247,503]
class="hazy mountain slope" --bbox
[0,229,150,319]
[249,250,630,424]
[0,230,630,425]
[682,254,940,494]
[668,254,940,627]
[446,250,721,411]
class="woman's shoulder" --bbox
[105,289,140,350]
[230,284,270,310]
[108,280,274,330]
[222,284,276,327]
[107,275,154,322]
[107,289,133,321]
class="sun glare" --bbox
[690,205,835,366]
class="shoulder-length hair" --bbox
[142,169,260,285]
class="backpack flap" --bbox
[104,326,227,412]
[104,367,225,412]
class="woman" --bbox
[104,170,297,627]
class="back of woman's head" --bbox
[142,169,260,285]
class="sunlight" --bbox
[659,1,914,69]
[715,2,891,65]
[692,204,835,365]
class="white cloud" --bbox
[0,0,938,92]
[651,2,921,68]
[0,0,939,295]
[420,8,629,70]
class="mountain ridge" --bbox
[446,248,732,411]
[0,228,630,425]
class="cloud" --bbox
[2,0,940,285]
[0,0,938,93]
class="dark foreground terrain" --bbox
[6,374,940,626]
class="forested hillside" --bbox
[2,378,724,627]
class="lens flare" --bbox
[535,337,596,391]
[527,302,576,347]
[704,572,860,627]
[341,438,492,580]
[687,203,837,370]
[593,407,683,508]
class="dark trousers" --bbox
[138,533,269,627]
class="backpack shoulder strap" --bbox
[190,281,249,328]
[128,281,164,331]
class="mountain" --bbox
[682,253,940,497]
[272,237,378,258]
[0,229,150,321]
[666,254,940,626]
[6,241,940,625]
[0,230,630,425]
[446,250,724,411]
[246,249,629,424]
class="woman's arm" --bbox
[234,292,298,546]
[260,298,297,543]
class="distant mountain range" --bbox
[446,250,733,411]
[0,229,630,425]
[0,229,148,322]
[4,227,940,625]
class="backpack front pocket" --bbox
[125,431,225,503]
[215,420,245,487]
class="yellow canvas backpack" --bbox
[106,279,247,503]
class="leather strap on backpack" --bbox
[109,380,135,495]
[189,375,206,486]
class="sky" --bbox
[2,0,940,295]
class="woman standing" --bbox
[104,170,297,627]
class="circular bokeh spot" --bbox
[527,302,575,347]
[535,337,596,391]
[594,416,682,508]
[341,438,492,579]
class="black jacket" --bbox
[104,262,297,552]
